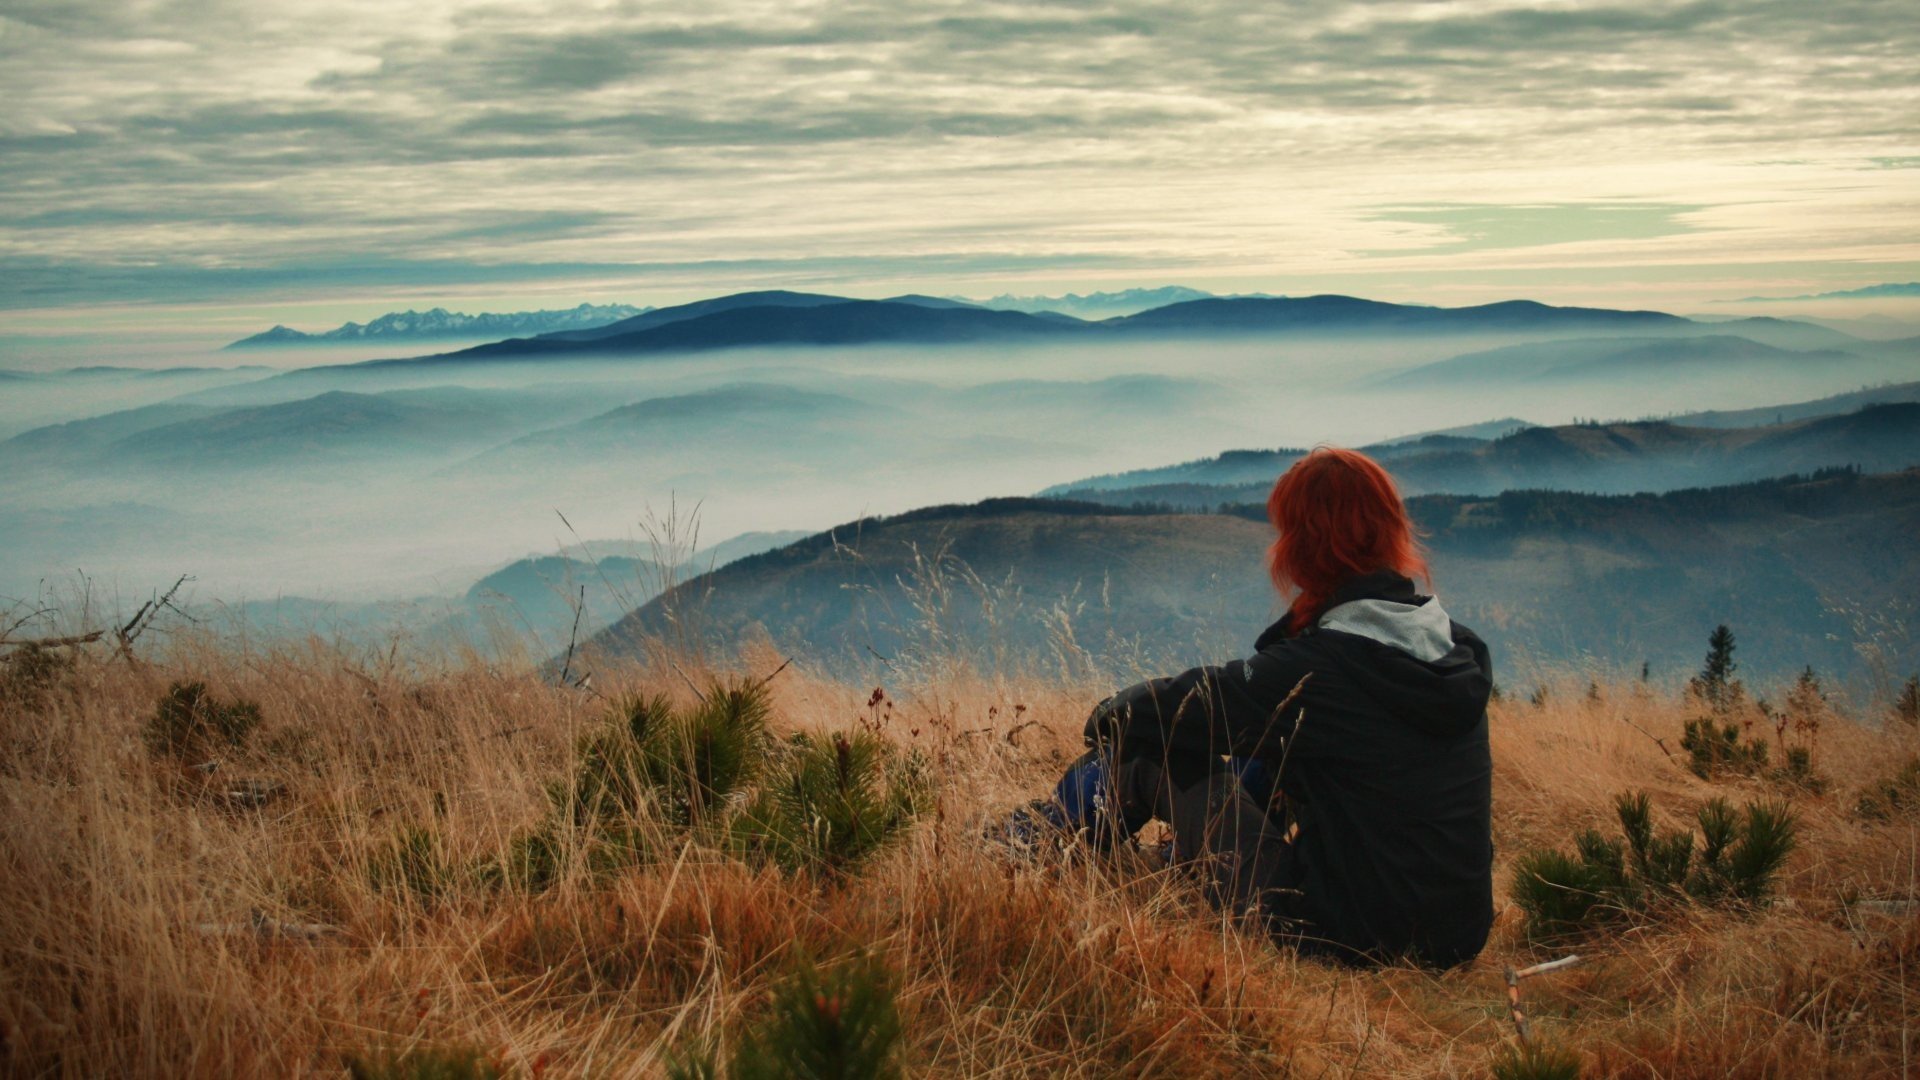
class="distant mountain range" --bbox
[961,286,1249,319]
[1726,282,1920,303]
[592,469,1920,685]
[1044,396,1920,507]
[321,290,1886,372]
[226,303,649,348]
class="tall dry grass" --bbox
[1,627,1917,1077]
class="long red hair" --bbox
[1265,446,1429,629]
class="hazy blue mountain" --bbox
[458,383,874,471]
[533,291,848,342]
[1375,418,1533,444]
[418,299,1082,365]
[966,286,1225,319]
[226,303,647,348]
[1110,296,1686,335]
[215,529,818,649]
[0,402,226,462]
[880,294,984,310]
[1663,379,1920,428]
[285,289,1860,372]
[1729,282,1920,302]
[593,469,1920,685]
[953,374,1220,414]
[1046,405,1920,508]
[1386,335,1859,386]
[107,389,517,468]
[1683,316,1862,350]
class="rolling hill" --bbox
[104,390,519,468]
[1044,403,1920,506]
[1385,335,1863,387]
[592,469,1920,686]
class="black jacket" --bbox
[1085,571,1495,967]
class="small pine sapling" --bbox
[1512,790,1798,938]
[1680,716,1769,779]
[731,953,904,1080]
[1489,1040,1583,1080]
[734,730,930,875]
[1689,624,1745,713]
[1855,757,1920,821]
[345,1043,504,1080]
[1894,675,1920,726]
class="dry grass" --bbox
[1,633,1917,1078]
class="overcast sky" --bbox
[3,0,1917,337]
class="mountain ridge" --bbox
[308,290,1857,373]
[226,302,648,348]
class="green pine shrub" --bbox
[1855,756,1920,821]
[144,680,262,758]
[1512,790,1797,939]
[1679,717,1769,779]
[0,643,74,711]
[733,730,930,874]
[1894,675,1919,726]
[368,826,457,901]
[564,683,771,827]
[731,952,904,1080]
[1490,1040,1583,1080]
[663,1038,720,1080]
[345,1043,503,1080]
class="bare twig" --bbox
[1615,713,1676,760]
[1514,954,1586,980]
[559,584,586,687]
[1505,953,1586,1044]
[193,910,337,941]
[750,656,794,693]
[1271,673,1315,779]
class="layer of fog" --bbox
[3,331,1914,624]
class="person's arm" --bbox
[1083,645,1314,761]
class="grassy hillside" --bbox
[599,471,1920,687]
[2,629,1916,1076]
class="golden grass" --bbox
[1,634,1916,1078]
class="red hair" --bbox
[1265,447,1429,630]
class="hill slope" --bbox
[595,470,1920,684]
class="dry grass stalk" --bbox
[0,627,1916,1077]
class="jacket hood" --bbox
[1301,571,1492,737]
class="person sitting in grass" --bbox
[1006,447,1495,968]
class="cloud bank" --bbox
[2,0,1917,313]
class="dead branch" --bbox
[193,910,336,941]
[116,574,193,658]
[0,630,105,650]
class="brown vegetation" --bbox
[1,631,1916,1077]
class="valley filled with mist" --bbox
[4,289,1917,688]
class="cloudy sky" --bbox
[3,0,1917,344]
